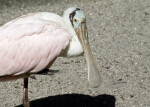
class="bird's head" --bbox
[63,7,102,88]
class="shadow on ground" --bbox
[16,94,115,107]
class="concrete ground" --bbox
[0,0,150,107]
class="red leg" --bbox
[23,78,30,107]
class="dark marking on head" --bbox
[69,8,81,26]
[76,8,81,11]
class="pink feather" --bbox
[0,13,71,79]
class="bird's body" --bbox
[0,7,101,107]
[0,12,83,80]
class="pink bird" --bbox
[0,7,101,107]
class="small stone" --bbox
[130,94,134,98]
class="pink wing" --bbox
[0,14,71,77]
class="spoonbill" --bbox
[0,7,101,107]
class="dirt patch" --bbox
[0,0,150,107]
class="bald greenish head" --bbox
[63,7,101,88]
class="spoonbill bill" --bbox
[0,7,101,107]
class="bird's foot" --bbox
[36,69,59,75]
[23,100,30,107]
[29,69,59,79]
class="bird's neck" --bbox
[60,17,84,57]
[61,36,84,57]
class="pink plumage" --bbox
[0,13,71,79]
[0,8,101,107]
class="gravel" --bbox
[0,0,150,107]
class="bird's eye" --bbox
[74,19,77,22]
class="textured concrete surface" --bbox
[0,0,150,107]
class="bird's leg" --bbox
[23,78,30,107]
